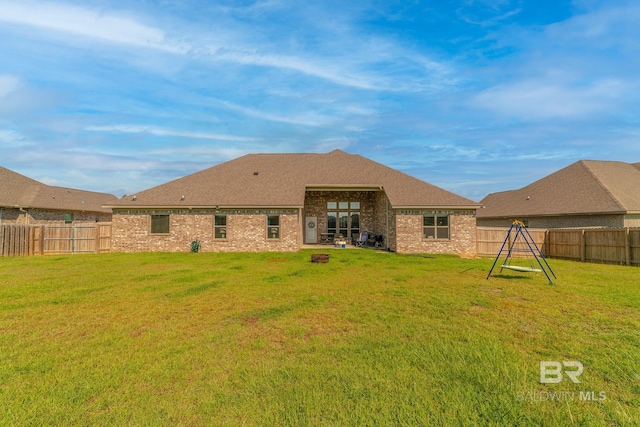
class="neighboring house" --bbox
[477,160,640,228]
[0,166,117,225]
[105,150,480,254]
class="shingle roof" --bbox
[0,166,117,213]
[478,160,640,218]
[107,150,478,209]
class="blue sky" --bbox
[1,0,639,201]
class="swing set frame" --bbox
[486,220,556,284]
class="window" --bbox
[150,214,170,234]
[214,215,227,239]
[327,201,360,238]
[424,214,449,239]
[267,215,280,239]
[64,213,73,224]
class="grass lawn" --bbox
[0,249,638,426]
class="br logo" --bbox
[540,361,583,384]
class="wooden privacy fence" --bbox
[477,227,548,258]
[0,223,111,256]
[548,228,640,266]
[0,224,34,256]
[478,227,640,266]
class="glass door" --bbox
[327,201,360,240]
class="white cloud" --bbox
[0,129,29,147]
[469,79,628,120]
[214,99,334,127]
[0,0,184,53]
[0,1,452,92]
[215,50,378,90]
[0,74,23,98]
[85,125,259,142]
[545,4,640,48]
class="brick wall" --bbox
[111,209,300,253]
[395,210,477,255]
[374,192,395,251]
[0,208,21,223]
[111,202,477,255]
[0,207,111,225]
[623,215,640,228]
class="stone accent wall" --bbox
[477,214,626,229]
[0,207,111,225]
[111,209,300,253]
[395,210,477,255]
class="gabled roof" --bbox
[0,166,117,213]
[107,150,478,209]
[478,160,640,218]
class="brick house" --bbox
[0,166,116,225]
[105,150,480,254]
[477,160,640,228]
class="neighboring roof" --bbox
[106,150,479,209]
[0,166,117,213]
[478,160,640,219]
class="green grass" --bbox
[0,250,638,426]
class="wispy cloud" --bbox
[214,50,379,90]
[2,1,639,199]
[214,99,335,127]
[0,1,453,92]
[0,74,23,98]
[0,0,184,53]
[469,79,629,119]
[85,125,260,142]
[0,129,30,148]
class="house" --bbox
[477,160,640,228]
[0,166,117,225]
[105,150,480,254]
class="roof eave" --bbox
[106,204,303,210]
[479,210,629,219]
[305,185,383,191]
[393,205,481,210]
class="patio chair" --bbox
[353,232,368,247]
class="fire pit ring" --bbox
[311,254,330,263]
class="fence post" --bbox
[29,226,34,256]
[39,226,45,255]
[544,229,549,257]
[580,230,586,262]
[625,228,631,266]
[95,224,100,254]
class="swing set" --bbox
[486,220,556,284]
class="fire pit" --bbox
[311,254,330,263]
